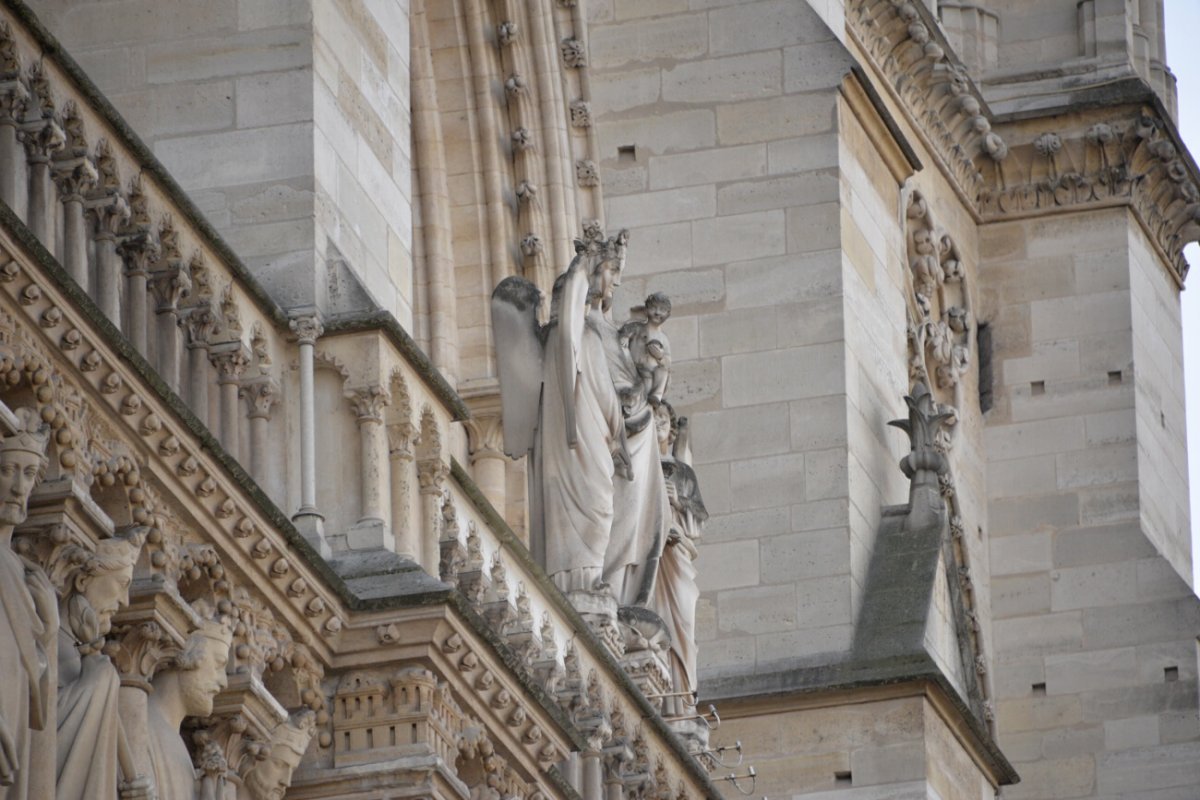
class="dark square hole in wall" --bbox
[977,322,993,412]
[1032,682,1047,695]
[1031,380,1045,396]
[1108,370,1122,385]
[834,771,852,785]
[1165,666,1179,682]
[617,144,637,163]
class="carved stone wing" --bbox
[491,276,544,457]
[556,258,590,447]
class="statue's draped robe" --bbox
[599,316,670,606]
[55,631,120,800]
[541,313,624,593]
[147,704,198,800]
[0,550,52,800]
[651,461,705,701]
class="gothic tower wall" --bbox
[23,0,416,325]
[981,206,1200,797]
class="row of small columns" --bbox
[0,90,286,503]
[0,74,242,442]
[285,312,443,569]
[0,72,451,578]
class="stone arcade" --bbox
[0,0,1197,799]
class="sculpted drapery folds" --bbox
[604,294,672,607]
[0,407,55,800]
[492,224,682,612]
[650,409,706,717]
[491,223,632,599]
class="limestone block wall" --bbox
[1129,222,1191,585]
[24,0,316,299]
[24,0,415,326]
[312,0,413,326]
[980,207,1200,799]
[716,692,992,797]
[835,93,910,621]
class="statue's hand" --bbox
[118,776,156,800]
[612,446,633,482]
[0,717,16,786]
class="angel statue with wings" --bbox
[491,224,632,600]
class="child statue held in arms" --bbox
[619,292,672,410]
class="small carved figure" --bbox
[0,407,56,800]
[619,292,672,409]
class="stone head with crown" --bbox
[241,709,316,800]
[575,219,629,312]
[0,406,49,534]
[155,598,235,719]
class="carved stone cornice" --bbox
[982,108,1200,283]
[849,1,1200,282]
[848,0,1007,208]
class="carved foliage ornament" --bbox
[848,0,1006,204]
[981,114,1200,282]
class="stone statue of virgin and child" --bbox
[492,223,705,701]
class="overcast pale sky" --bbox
[1162,0,1200,586]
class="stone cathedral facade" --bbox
[0,0,1194,798]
